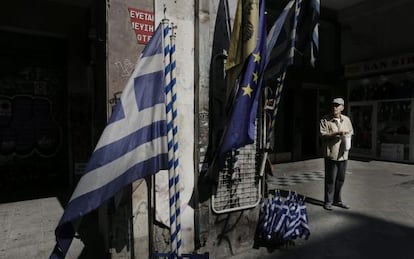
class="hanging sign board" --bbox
[345,53,414,78]
[128,7,154,45]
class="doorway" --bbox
[301,85,332,158]
[0,31,68,202]
[348,103,376,158]
[0,0,107,203]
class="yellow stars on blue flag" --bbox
[217,0,267,160]
[253,52,261,63]
[241,51,262,98]
[242,84,253,97]
[253,72,259,83]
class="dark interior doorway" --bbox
[0,31,68,202]
[0,0,107,203]
[301,86,332,159]
[302,88,318,158]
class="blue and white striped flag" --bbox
[264,0,320,80]
[295,0,320,66]
[50,24,168,259]
[264,0,296,81]
[309,0,319,66]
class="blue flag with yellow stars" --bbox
[218,0,267,161]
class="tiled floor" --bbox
[267,171,325,188]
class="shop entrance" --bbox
[0,31,68,202]
[0,0,106,203]
[301,85,332,158]
[348,103,376,157]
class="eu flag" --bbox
[50,24,168,259]
[218,0,267,160]
[225,0,262,112]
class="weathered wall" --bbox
[107,0,153,113]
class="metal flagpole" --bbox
[162,18,177,254]
[259,72,286,177]
[169,22,182,256]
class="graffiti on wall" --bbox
[114,59,135,78]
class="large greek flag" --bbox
[50,24,168,259]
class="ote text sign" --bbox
[128,7,154,45]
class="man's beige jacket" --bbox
[320,114,354,161]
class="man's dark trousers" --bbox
[324,158,347,205]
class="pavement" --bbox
[0,197,84,259]
[230,158,414,259]
[1,158,413,259]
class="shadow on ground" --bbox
[253,191,414,259]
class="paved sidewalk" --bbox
[1,158,413,258]
[230,158,414,259]
[0,197,83,259]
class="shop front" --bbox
[345,53,414,162]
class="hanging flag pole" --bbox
[259,0,302,177]
[162,18,177,255]
[259,72,286,177]
[169,22,182,256]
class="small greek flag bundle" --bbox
[258,190,310,242]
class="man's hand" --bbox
[337,130,349,137]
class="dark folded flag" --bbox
[208,0,231,162]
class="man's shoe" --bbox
[323,204,333,210]
[333,202,350,209]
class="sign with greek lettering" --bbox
[128,7,154,44]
